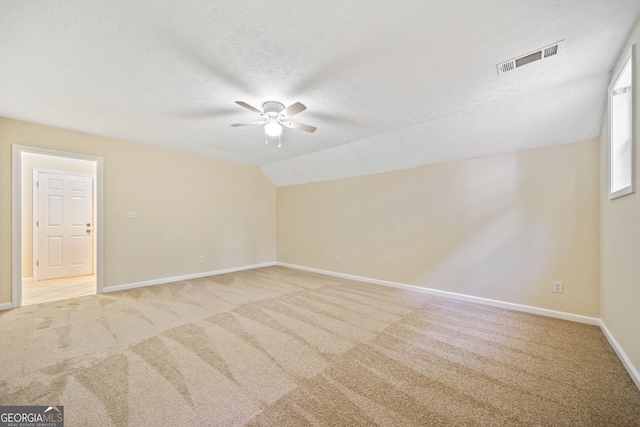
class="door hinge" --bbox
[37,181,39,188]
[36,220,39,227]
[36,260,39,266]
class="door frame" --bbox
[33,168,96,282]
[12,145,104,308]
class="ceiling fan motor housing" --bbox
[262,101,285,115]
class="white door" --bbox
[38,172,94,280]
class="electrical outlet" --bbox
[553,281,563,293]
[366,259,372,267]
[199,256,205,263]
[127,211,136,219]
[335,256,340,263]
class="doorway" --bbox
[11,145,104,308]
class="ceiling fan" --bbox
[231,101,316,147]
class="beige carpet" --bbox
[1,266,639,426]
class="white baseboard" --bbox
[599,320,640,391]
[276,262,601,325]
[21,277,33,283]
[102,262,277,294]
[0,302,13,311]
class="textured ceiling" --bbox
[1,1,639,186]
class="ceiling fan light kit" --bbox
[264,121,282,137]
[231,100,316,148]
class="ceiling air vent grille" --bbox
[497,40,564,75]
[544,44,558,58]
[499,61,515,74]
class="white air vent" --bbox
[497,40,564,75]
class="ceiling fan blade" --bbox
[281,102,307,117]
[231,120,268,127]
[281,120,317,133]
[235,101,264,115]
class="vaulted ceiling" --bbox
[1,1,639,186]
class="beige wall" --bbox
[278,140,600,317]
[21,153,97,278]
[0,117,276,303]
[600,21,640,377]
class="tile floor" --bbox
[22,275,96,305]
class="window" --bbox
[609,45,635,199]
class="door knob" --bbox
[86,223,91,226]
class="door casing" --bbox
[12,145,104,308]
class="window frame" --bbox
[608,44,636,200]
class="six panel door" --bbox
[38,172,93,280]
